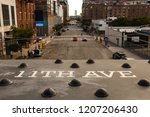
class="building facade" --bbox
[59,0,69,24]
[16,0,35,29]
[35,0,52,36]
[35,0,69,36]
[82,3,107,20]
[0,0,17,55]
[82,0,150,20]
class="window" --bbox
[24,12,26,20]
[2,4,10,26]
[28,13,30,20]
[19,12,22,20]
[11,6,15,25]
[30,13,32,20]
[27,3,29,10]
[32,13,35,20]
[53,1,56,15]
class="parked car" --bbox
[112,52,126,59]
[33,49,42,57]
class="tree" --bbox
[109,17,129,26]
[110,17,150,26]
[53,24,63,32]
[131,17,150,26]
[11,26,34,46]
[10,26,34,56]
[82,19,91,26]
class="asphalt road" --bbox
[41,25,113,59]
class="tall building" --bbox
[75,10,77,16]
[0,0,17,55]
[35,0,57,36]
[35,0,68,36]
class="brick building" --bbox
[82,2,150,20]
[107,4,150,20]
[82,3,107,20]
[16,0,35,29]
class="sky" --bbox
[68,0,83,16]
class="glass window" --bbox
[28,13,30,20]
[19,12,22,20]
[11,6,15,25]
[2,4,10,26]
[24,12,26,20]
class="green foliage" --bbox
[75,17,81,22]
[11,26,34,46]
[131,17,150,26]
[53,24,63,31]
[11,26,34,38]
[82,19,92,26]
[110,17,150,26]
[110,17,128,26]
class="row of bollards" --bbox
[40,79,109,98]
[0,78,150,98]
[17,59,150,69]
[35,79,150,98]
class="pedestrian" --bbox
[104,37,109,46]
[10,51,13,59]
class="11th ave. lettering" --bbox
[15,71,136,78]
